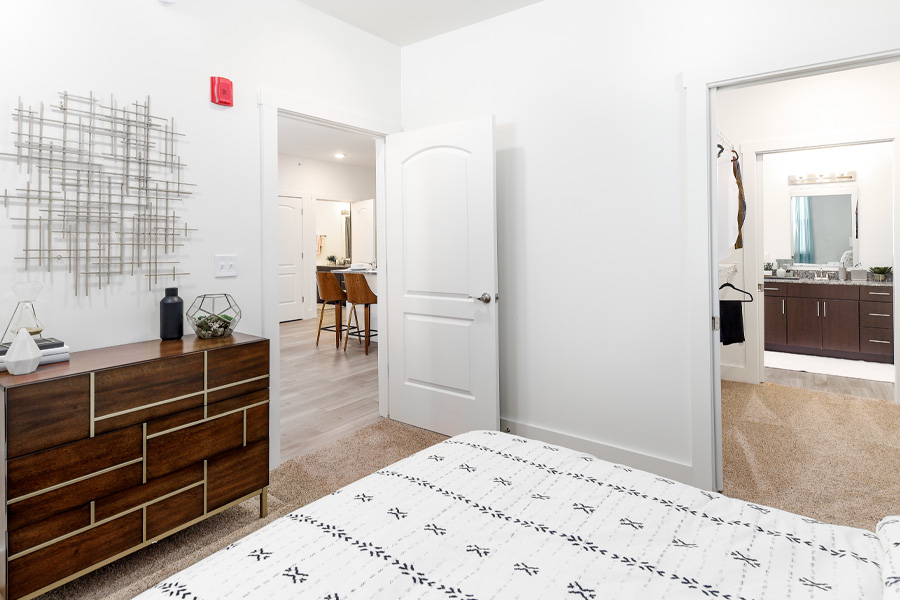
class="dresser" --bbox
[0,333,270,600]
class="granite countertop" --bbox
[764,276,893,287]
[333,268,378,274]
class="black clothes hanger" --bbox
[717,143,725,158]
[718,282,753,302]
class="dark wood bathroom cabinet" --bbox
[764,281,893,363]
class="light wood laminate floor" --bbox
[279,306,381,462]
[764,366,894,402]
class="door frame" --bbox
[259,88,400,468]
[685,47,900,491]
[740,130,900,398]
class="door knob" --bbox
[468,293,491,304]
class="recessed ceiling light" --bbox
[334,153,346,159]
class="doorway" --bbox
[275,113,383,461]
[698,57,900,496]
[715,61,898,401]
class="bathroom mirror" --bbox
[316,199,352,265]
[789,187,857,266]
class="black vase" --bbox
[160,288,184,341]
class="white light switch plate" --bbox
[215,254,238,278]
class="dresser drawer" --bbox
[146,484,205,540]
[860,286,893,303]
[8,510,143,600]
[861,327,894,356]
[94,353,204,421]
[860,301,893,329]
[7,374,91,459]
[8,462,142,531]
[7,426,142,501]
[207,340,269,390]
[8,505,92,557]
[145,412,244,479]
[95,463,204,522]
[207,439,269,511]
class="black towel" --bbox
[719,300,745,345]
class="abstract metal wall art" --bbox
[1,92,195,295]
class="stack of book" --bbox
[0,337,69,373]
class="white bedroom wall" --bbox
[278,154,376,201]
[400,0,900,482]
[0,0,398,352]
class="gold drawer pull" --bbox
[869,340,891,344]
[869,313,891,317]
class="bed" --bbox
[136,430,897,599]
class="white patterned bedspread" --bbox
[136,431,887,600]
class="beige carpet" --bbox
[37,419,447,600]
[723,380,900,531]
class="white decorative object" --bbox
[4,328,41,375]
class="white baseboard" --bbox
[721,364,760,384]
[500,419,694,484]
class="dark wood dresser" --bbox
[0,333,270,600]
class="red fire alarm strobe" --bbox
[211,77,233,107]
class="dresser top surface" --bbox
[0,333,267,389]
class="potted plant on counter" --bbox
[869,266,893,282]
[763,262,774,276]
[327,254,337,266]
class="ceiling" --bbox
[278,115,376,168]
[298,0,545,46]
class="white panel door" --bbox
[386,116,499,435]
[278,195,304,322]
[351,199,375,264]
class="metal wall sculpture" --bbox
[1,92,195,295]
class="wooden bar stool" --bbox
[315,271,350,348]
[344,273,378,355]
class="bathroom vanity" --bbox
[764,278,893,363]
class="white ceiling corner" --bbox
[298,0,546,46]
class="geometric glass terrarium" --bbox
[186,294,241,339]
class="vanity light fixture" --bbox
[788,171,856,185]
[334,153,346,159]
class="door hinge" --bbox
[712,316,720,331]
[302,296,305,302]
[757,283,764,292]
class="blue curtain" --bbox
[793,197,814,263]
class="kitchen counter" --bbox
[333,268,377,275]
[764,276,892,287]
